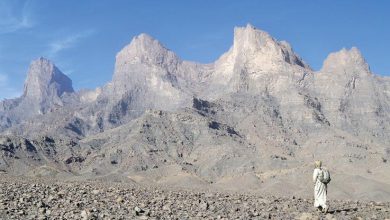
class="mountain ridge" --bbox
[1,24,389,201]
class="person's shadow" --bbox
[327,207,358,214]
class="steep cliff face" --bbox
[112,33,211,94]
[2,24,389,142]
[215,24,309,74]
[312,48,390,139]
[2,25,389,143]
[1,25,390,201]
[206,24,310,96]
[84,34,193,132]
[111,33,181,96]
[202,25,320,141]
[23,58,74,102]
[0,58,74,132]
[320,47,370,74]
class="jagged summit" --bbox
[233,24,308,68]
[128,33,167,55]
[112,33,181,85]
[232,24,275,52]
[1,25,390,203]
[321,47,370,74]
[23,57,74,101]
[215,24,309,74]
[115,33,179,67]
[111,33,182,96]
[131,33,162,47]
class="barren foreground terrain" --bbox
[0,175,389,220]
[2,25,390,208]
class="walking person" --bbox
[313,160,330,213]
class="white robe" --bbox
[313,168,327,209]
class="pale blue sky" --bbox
[1,0,389,100]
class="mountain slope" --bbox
[0,58,74,132]
[0,24,389,201]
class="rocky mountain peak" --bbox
[128,33,165,55]
[112,34,181,94]
[217,24,309,72]
[321,47,370,74]
[233,24,275,52]
[115,33,179,67]
[23,57,74,101]
[132,33,159,46]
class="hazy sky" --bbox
[0,0,389,100]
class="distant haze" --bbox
[0,1,390,100]
[1,24,390,201]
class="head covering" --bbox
[315,160,322,168]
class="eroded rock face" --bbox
[111,34,181,97]
[215,24,309,75]
[0,58,74,132]
[312,48,390,139]
[321,47,370,74]
[23,57,74,103]
[19,57,75,116]
[0,24,390,201]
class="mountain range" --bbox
[1,24,389,201]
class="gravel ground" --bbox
[0,175,389,220]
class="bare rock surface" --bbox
[1,175,389,219]
[0,58,75,132]
[0,24,390,202]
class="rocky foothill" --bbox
[1,24,390,218]
[1,24,390,201]
[0,175,389,220]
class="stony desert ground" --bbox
[2,24,390,220]
[1,175,389,220]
